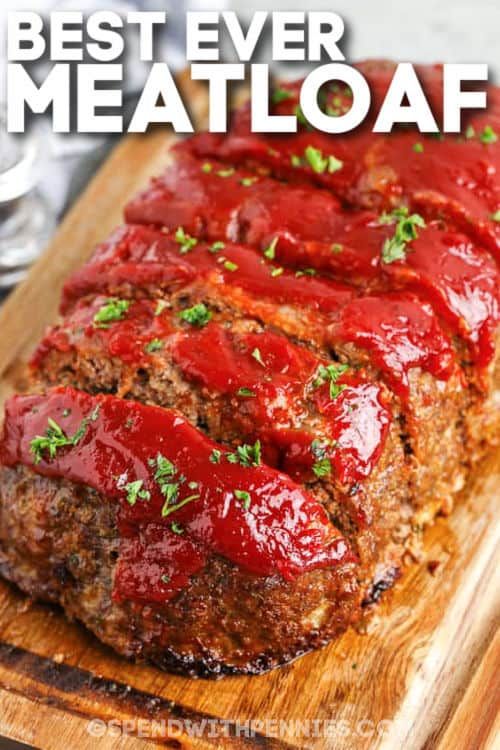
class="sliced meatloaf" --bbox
[0,389,359,676]
[52,225,471,511]
[179,60,500,258]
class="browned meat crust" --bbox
[0,466,360,677]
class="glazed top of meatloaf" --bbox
[0,387,356,605]
[178,62,500,258]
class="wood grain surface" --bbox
[0,78,498,750]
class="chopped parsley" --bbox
[175,226,198,254]
[93,298,130,329]
[210,241,225,253]
[123,479,150,506]
[178,303,212,327]
[171,522,184,535]
[201,162,212,173]
[223,260,238,272]
[465,124,475,140]
[154,299,168,316]
[263,236,278,260]
[226,440,261,467]
[240,177,258,187]
[271,88,293,104]
[216,167,235,178]
[209,449,222,464]
[413,142,424,153]
[145,338,164,354]
[312,457,332,478]
[295,105,309,127]
[161,493,200,518]
[304,145,343,174]
[237,387,256,398]
[379,207,426,264]
[148,453,199,518]
[490,210,500,223]
[312,363,349,399]
[161,574,171,584]
[30,414,94,464]
[251,348,266,367]
[480,125,497,145]
[295,268,316,277]
[234,489,252,510]
[290,154,302,168]
[270,266,284,277]
[149,453,177,508]
[331,243,343,254]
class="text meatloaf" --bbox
[0,60,499,677]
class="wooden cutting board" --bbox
[0,77,498,750]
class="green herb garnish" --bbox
[154,300,168,316]
[175,226,198,254]
[145,338,164,353]
[237,387,255,398]
[210,241,225,253]
[171,522,184,535]
[312,363,349,399]
[209,449,222,464]
[161,493,200,518]
[240,177,258,187]
[217,167,235,178]
[312,458,332,478]
[263,236,278,260]
[123,479,150,506]
[226,440,261,467]
[380,207,426,264]
[223,260,238,272]
[304,145,343,174]
[178,303,212,327]
[295,268,316,277]
[93,298,130,329]
[272,88,293,104]
[480,125,497,145]
[413,142,424,153]
[251,348,265,367]
[30,414,93,464]
[234,489,251,510]
[490,210,500,223]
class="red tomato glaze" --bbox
[60,224,356,315]
[125,159,499,366]
[32,298,392,486]
[179,66,500,258]
[57,227,459,403]
[328,293,458,400]
[0,388,354,603]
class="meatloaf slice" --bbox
[0,388,360,677]
[53,225,468,511]
[125,155,500,370]
[178,62,500,258]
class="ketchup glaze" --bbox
[33,297,392,485]
[125,157,499,367]
[0,388,354,603]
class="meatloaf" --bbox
[0,59,498,677]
